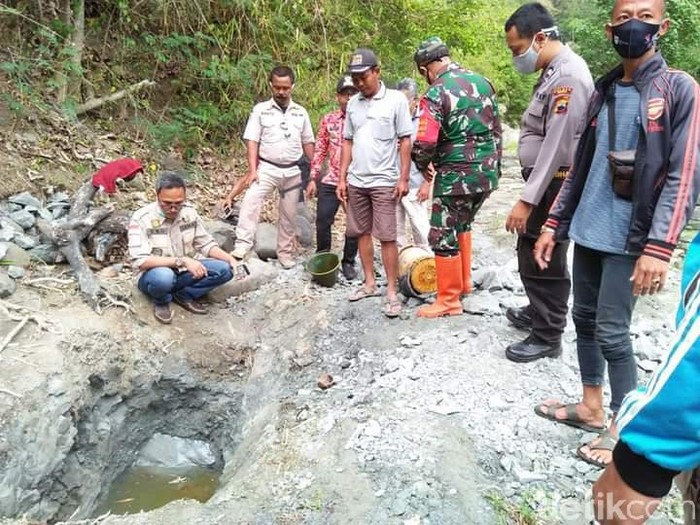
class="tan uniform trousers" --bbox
[234,165,301,260]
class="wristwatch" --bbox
[174,257,185,269]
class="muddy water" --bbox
[94,466,221,516]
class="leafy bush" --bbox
[3,0,699,154]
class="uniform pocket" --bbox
[527,99,547,118]
[525,100,547,135]
[181,229,195,249]
[150,234,171,256]
[290,116,305,131]
[260,114,277,128]
[261,115,283,142]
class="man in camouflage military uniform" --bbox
[412,36,502,318]
[503,3,594,362]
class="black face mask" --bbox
[611,19,660,59]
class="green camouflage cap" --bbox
[414,36,450,67]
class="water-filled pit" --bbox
[0,376,244,522]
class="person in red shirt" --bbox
[306,75,360,280]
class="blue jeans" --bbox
[572,244,638,412]
[138,259,233,305]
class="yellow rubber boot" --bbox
[458,232,472,295]
[417,254,463,318]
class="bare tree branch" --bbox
[76,79,156,115]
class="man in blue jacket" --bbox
[533,0,700,470]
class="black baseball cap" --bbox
[348,48,378,73]
[336,75,357,93]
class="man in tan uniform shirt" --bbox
[503,3,594,362]
[129,172,241,324]
[231,65,315,268]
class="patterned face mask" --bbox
[610,18,660,59]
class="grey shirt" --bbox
[518,45,594,205]
[344,82,413,188]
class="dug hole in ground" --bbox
[0,151,688,525]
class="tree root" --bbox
[0,300,59,334]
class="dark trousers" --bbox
[572,244,638,412]
[517,178,570,344]
[316,182,358,264]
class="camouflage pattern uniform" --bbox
[412,62,502,253]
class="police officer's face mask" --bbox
[512,34,544,75]
[609,18,660,59]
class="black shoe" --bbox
[506,306,532,330]
[505,335,562,363]
[342,262,358,281]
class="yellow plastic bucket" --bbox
[398,246,436,296]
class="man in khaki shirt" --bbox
[230,65,315,268]
[128,172,241,324]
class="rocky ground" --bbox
[0,151,690,525]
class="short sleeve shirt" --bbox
[518,46,594,205]
[344,83,413,188]
[243,99,315,166]
[127,202,218,278]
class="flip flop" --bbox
[576,429,617,469]
[348,285,381,302]
[534,402,606,433]
[383,296,402,318]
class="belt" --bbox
[279,180,303,196]
[259,156,301,169]
[521,166,570,181]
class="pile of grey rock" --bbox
[0,191,70,298]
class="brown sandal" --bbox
[576,429,617,469]
[348,284,381,302]
[534,401,606,433]
[383,297,402,318]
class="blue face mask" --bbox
[611,18,660,59]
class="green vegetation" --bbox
[555,0,700,79]
[1,0,699,158]
[485,489,540,525]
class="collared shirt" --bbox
[344,82,413,188]
[243,98,315,175]
[518,45,594,205]
[128,202,218,277]
[310,109,345,186]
